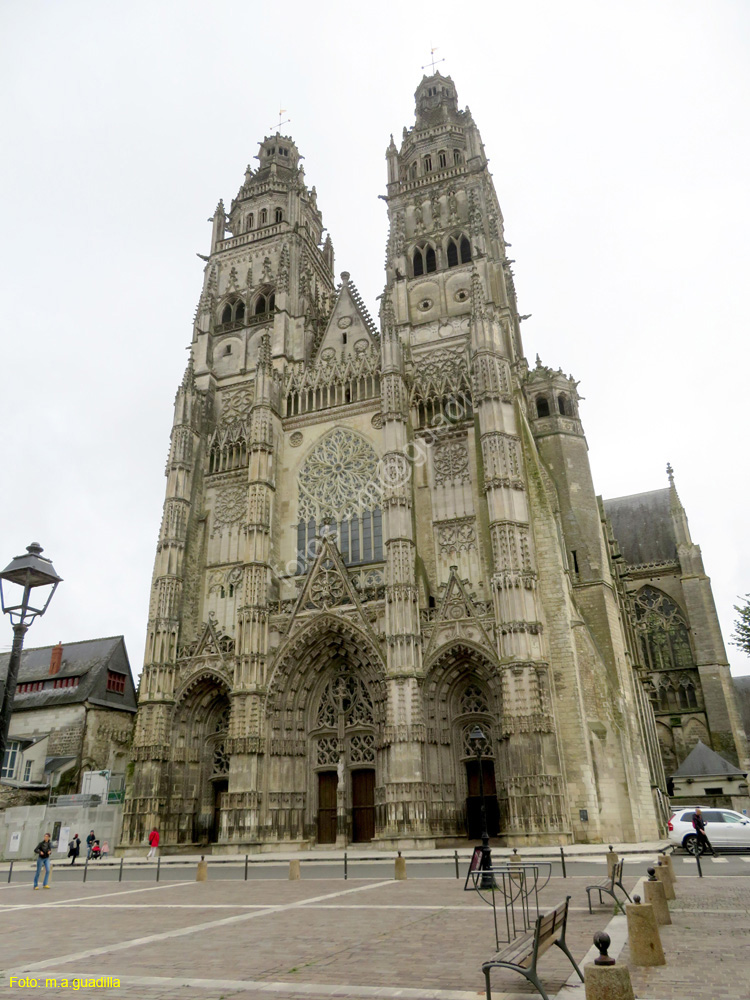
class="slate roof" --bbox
[0,636,137,713]
[603,488,678,568]
[671,739,746,778]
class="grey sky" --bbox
[1,0,748,676]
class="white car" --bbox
[668,806,750,854]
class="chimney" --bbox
[49,642,63,675]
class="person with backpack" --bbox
[33,833,53,889]
[67,833,81,865]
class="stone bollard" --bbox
[395,851,407,880]
[584,931,635,1000]
[289,859,301,880]
[511,847,522,863]
[626,896,665,966]
[196,855,207,882]
[654,861,675,901]
[606,845,619,879]
[644,869,671,925]
[658,852,676,883]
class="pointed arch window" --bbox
[274,208,283,223]
[246,213,254,231]
[438,150,447,169]
[412,242,437,277]
[453,149,463,165]
[633,587,696,675]
[536,396,550,418]
[410,161,418,180]
[253,289,275,316]
[558,394,569,416]
[446,233,471,268]
[423,154,433,173]
[218,297,246,329]
[260,208,268,225]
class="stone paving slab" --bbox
[1,874,637,999]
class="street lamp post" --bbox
[468,724,493,885]
[0,543,62,769]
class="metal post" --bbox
[0,623,28,766]
[696,852,703,878]
[118,857,124,882]
[454,849,459,879]
[344,851,348,880]
[475,746,493,886]
[244,854,249,881]
[156,856,161,882]
[560,845,567,878]
[7,861,13,883]
[83,856,89,883]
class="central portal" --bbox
[465,759,500,838]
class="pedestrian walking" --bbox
[147,827,160,859]
[86,829,96,859]
[33,833,53,889]
[68,833,81,865]
[691,807,717,856]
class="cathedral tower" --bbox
[124,75,666,852]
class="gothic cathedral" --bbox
[123,75,747,852]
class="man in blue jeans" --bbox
[33,833,52,889]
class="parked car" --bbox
[668,806,750,854]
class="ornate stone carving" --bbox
[433,438,470,487]
[436,516,476,553]
[213,486,246,530]
[289,431,303,447]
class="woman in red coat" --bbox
[147,827,160,859]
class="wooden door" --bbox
[317,771,338,844]
[211,779,228,842]
[465,760,500,838]
[352,768,375,843]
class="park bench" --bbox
[585,857,632,913]
[481,895,583,1000]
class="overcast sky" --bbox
[1,1,748,678]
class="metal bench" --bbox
[585,857,632,913]
[481,895,583,1000]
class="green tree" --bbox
[730,595,750,656]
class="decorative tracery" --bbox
[316,672,374,730]
[633,587,695,673]
[297,429,383,570]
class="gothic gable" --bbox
[423,567,498,664]
[312,272,379,363]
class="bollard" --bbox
[289,859,301,880]
[118,857,124,883]
[394,851,407,880]
[695,851,703,878]
[560,845,567,878]
[83,856,89,883]
[654,861,675,901]
[454,849,460,879]
[196,855,208,882]
[583,931,635,1000]
[344,851,348,880]
[644,869,671,925]
[511,847,521,863]
[244,854,249,881]
[658,852,676,883]
[7,861,13,884]
[606,845,619,879]
[626,895,665,966]
[156,856,161,882]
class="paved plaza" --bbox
[0,851,748,999]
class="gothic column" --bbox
[379,310,429,840]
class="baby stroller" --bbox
[91,840,102,860]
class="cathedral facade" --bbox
[123,75,745,852]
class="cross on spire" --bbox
[421,46,445,74]
[270,107,291,132]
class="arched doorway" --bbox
[266,615,386,846]
[170,676,231,846]
[423,643,503,839]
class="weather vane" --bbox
[421,46,445,74]
[270,107,291,132]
